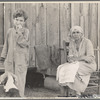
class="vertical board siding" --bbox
[35,3,47,69]
[71,3,80,26]
[60,3,71,64]
[4,3,12,39]
[10,4,15,27]
[46,3,59,48]
[79,4,85,30]
[89,4,98,48]
[3,3,100,70]
[98,3,100,69]
[35,3,46,45]
[46,3,60,75]
[0,3,4,55]
[60,3,71,47]
[28,3,36,67]
[82,3,89,38]
[0,4,4,45]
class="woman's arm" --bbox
[79,40,95,63]
[68,55,94,63]
[68,39,95,63]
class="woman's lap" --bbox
[57,61,92,92]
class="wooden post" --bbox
[4,3,11,39]
[46,3,59,75]
[60,3,71,64]
[0,4,4,56]
[82,3,89,38]
[71,3,80,27]
[97,3,100,71]
[35,3,46,45]
[80,15,85,33]
[98,3,100,94]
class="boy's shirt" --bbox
[1,27,29,59]
[0,27,29,73]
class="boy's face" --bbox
[13,16,25,28]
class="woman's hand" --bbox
[68,56,79,63]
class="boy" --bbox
[0,9,29,97]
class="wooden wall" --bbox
[0,3,99,71]
[0,4,4,56]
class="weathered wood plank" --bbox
[4,3,12,39]
[10,3,15,27]
[28,3,36,67]
[0,3,4,55]
[71,3,80,27]
[82,3,89,38]
[79,15,85,32]
[60,3,71,48]
[46,3,59,75]
[89,4,98,48]
[0,4,4,45]
[97,3,100,69]
[35,3,46,45]
[15,3,22,8]
[89,4,98,68]
[60,3,71,64]
[46,3,59,48]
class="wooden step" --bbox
[87,83,99,88]
[90,77,100,81]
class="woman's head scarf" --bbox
[69,26,84,38]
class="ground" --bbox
[0,84,98,98]
[24,86,98,98]
[24,68,99,98]
[0,67,99,98]
[25,87,60,97]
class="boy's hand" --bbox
[15,76,18,86]
[16,25,25,35]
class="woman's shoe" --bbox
[76,94,82,98]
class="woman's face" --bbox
[72,29,83,41]
[13,16,25,28]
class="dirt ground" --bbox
[0,85,98,99]
[25,87,60,97]
[24,69,99,98]
[0,67,98,98]
[24,86,98,98]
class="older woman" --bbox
[56,26,96,97]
